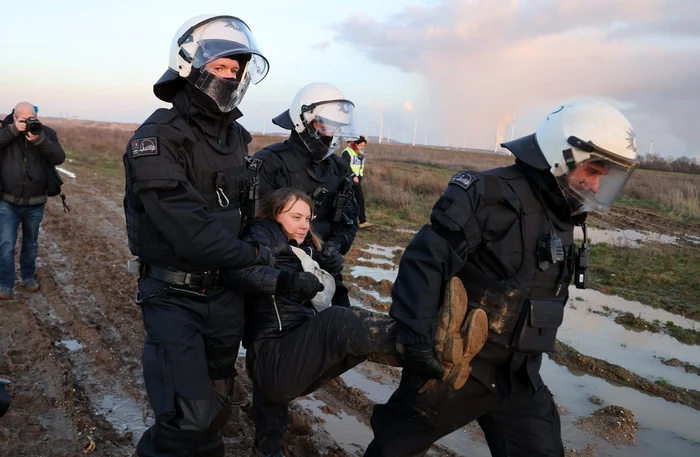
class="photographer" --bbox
[0,102,65,300]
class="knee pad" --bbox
[206,346,238,380]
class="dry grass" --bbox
[31,117,700,223]
[622,169,700,220]
[368,142,513,171]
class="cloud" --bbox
[312,41,332,50]
[334,0,700,156]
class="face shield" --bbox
[555,136,638,215]
[182,17,269,112]
[299,99,358,162]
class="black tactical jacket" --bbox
[223,218,317,346]
[390,162,579,395]
[253,133,358,254]
[123,86,258,272]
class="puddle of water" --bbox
[341,370,396,403]
[298,397,370,454]
[357,256,396,266]
[338,360,700,456]
[359,288,391,303]
[559,302,700,390]
[542,356,700,454]
[362,245,403,259]
[349,266,398,283]
[56,339,83,351]
[56,166,76,179]
[571,287,697,330]
[340,368,489,456]
[97,394,150,443]
[576,226,678,247]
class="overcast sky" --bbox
[2,0,697,158]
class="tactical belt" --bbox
[143,264,222,290]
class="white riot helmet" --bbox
[502,100,639,215]
[154,14,269,112]
[272,82,359,162]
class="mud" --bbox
[550,341,700,411]
[346,283,390,313]
[614,312,700,346]
[2,145,699,456]
[0,175,355,457]
[657,357,700,376]
[575,406,640,446]
[591,205,700,241]
[351,274,394,297]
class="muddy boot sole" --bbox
[434,276,468,364]
[445,308,488,390]
[419,277,471,394]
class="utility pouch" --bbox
[512,298,565,354]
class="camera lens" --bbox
[25,118,42,135]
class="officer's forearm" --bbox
[389,224,466,345]
[328,223,357,255]
[141,188,257,269]
[221,265,280,295]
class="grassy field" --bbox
[589,242,700,319]
[42,120,700,319]
[48,117,698,227]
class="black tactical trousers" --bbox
[363,373,564,457]
[353,177,366,224]
[248,306,398,453]
[136,277,243,457]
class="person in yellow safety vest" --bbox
[342,136,372,228]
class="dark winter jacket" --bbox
[0,114,66,205]
[123,85,259,272]
[222,218,318,346]
[253,132,359,254]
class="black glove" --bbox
[402,344,445,380]
[317,240,344,274]
[250,241,276,267]
[276,271,324,301]
[331,283,351,307]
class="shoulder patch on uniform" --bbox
[449,171,478,190]
[131,137,159,158]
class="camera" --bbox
[24,117,43,135]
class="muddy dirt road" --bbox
[1,167,699,457]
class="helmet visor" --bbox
[557,158,638,215]
[188,18,269,84]
[300,99,359,161]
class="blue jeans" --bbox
[0,201,45,290]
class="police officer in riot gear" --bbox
[254,82,361,309]
[363,100,639,457]
[123,14,276,457]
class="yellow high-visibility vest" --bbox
[344,147,365,177]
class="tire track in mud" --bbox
[0,294,128,456]
[550,341,700,412]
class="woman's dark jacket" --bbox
[224,218,317,346]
